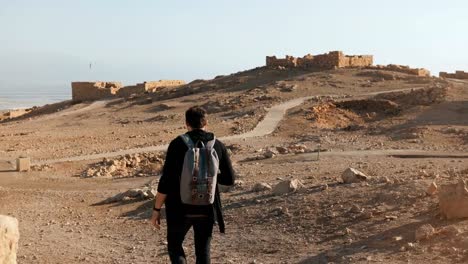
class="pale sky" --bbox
[1,0,468,92]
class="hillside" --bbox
[0,65,467,263]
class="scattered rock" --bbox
[275,146,289,154]
[271,207,290,216]
[272,179,302,195]
[263,149,278,159]
[81,152,164,179]
[439,225,460,237]
[341,168,369,183]
[219,180,245,193]
[361,211,374,219]
[415,224,435,241]
[426,182,438,196]
[31,164,53,172]
[349,204,362,213]
[385,215,398,221]
[252,183,272,192]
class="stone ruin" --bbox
[266,51,431,77]
[266,51,374,69]
[439,71,468,80]
[368,64,431,77]
[71,80,185,102]
[71,81,123,102]
[117,80,185,97]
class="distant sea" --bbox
[0,89,71,111]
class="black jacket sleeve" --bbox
[217,141,235,186]
[157,139,179,194]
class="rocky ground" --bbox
[0,66,467,263]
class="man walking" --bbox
[151,106,235,264]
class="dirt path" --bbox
[33,87,447,165]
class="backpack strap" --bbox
[206,136,216,149]
[179,134,195,149]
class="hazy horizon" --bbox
[1,0,468,108]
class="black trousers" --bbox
[167,217,214,264]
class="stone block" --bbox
[0,215,19,264]
[16,157,30,172]
[439,179,468,219]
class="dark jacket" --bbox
[157,129,235,233]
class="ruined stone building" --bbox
[117,80,186,97]
[439,71,468,80]
[72,82,123,102]
[369,64,431,77]
[71,80,185,102]
[266,51,374,69]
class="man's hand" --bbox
[150,211,161,230]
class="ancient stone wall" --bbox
[340,55,374,68]
[143,80,185,92]
[266,56,297,67]
[266,51,373,69]
[117,80,186,97]
[368,65,431,77]
[72,80,185,101]
[0,215,19,264]
[440,71,468,79]
[71,82,122,102]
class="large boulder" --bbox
[273,179,302,195]
[439,179,468,219]
[342,168,369,183]
[0,215,19,264]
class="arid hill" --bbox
[0,65,467,263]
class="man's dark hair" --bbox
[185,106,207,129]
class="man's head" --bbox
[185,106,207,130]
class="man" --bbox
[151,106,235,264]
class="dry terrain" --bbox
[0,66,467,263]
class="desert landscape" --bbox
[1,51,468,264]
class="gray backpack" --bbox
[179,134,219,205]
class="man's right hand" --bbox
[150,211,161,230]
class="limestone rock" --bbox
[440,225,460,237]
[426,182,438,196]
[439,179,468,219]
[273,179,302,195]
[219,180,245,193]
[0,215,20,264]
[342,168,369,183]
[276,146,289,154]
[263,149,277,159]
[252,183,272,192]
[415,224,435,241]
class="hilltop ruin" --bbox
[266,51,374,69]
[266,51,432,77]
[71,80,185,102]
[368,64,431,77]
[440,71,468,80]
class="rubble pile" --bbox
[81,153,164,179]
[307,102,364,129]
[376,87,448,106]
[105,179,159,203]
[31,164,54,172]
[259,143,315,159]
[335,99,401,117]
